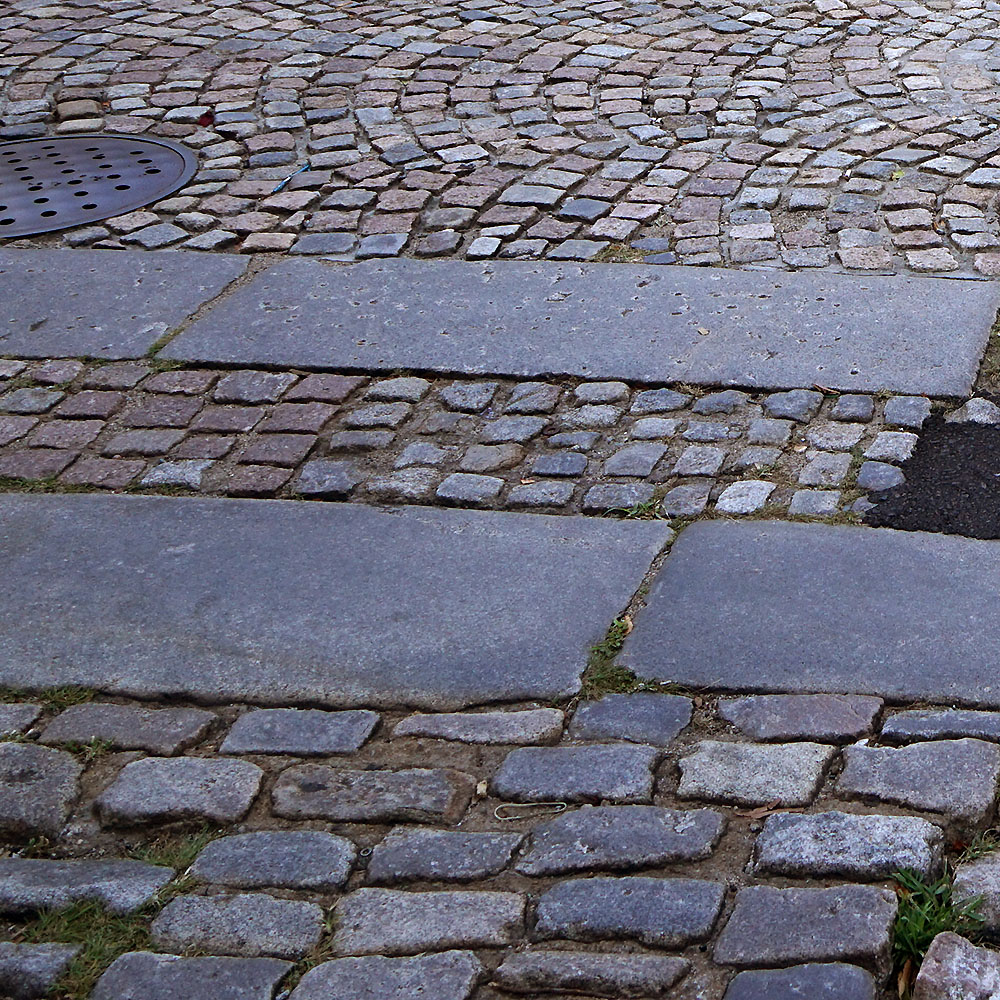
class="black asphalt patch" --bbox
[865,415,1000,539]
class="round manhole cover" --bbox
[0,134,198,238]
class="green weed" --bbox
[893,868,984,993]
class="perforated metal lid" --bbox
[0,134,198,237]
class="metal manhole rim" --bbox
[0,133,200,239]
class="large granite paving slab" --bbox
[0,249,246,358]
[0,494,669,709]
[160,259,998,396]
[625,521,1000,707]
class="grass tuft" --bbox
[893,868,985,995]
[603,498,665,520]
[16,899,153,999]
[582,617,641,697]
[129,826,219,873]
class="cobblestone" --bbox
[7,0,1000,278]
[334,888,524,956]
[368,829,522,884]
[714,885,896,976]
[91,953,292,1000]
[718,694,882,742]
[291,952,482,1000]
[678,740,835,807]
[535,876,724,948]
[837,739,1000,824]
[394,709,563,744]
[40,703,214,756]
[0,943,79,1000]
[272,766,475,824]
[492,745,658,803]
[220,708,378,756]
[568,694,692,745]
[516,805,724,876]
[753,810,944,880]
[0,744,80,839]
[151,893,325,959]
[190,831,356,892]
[96,757,263,827]
[493,951,689,997]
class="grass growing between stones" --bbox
[0,686,94,712]
[582,617,641,698]
[892,868,984,995]
[16,898,153,1000]
[603,498,666,520]
[129,825,219,872]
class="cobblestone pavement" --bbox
[5,684,1000,1000]
[0,355,944,517]
[6,0,1000,273]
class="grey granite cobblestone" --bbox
[493,951,689,997]
[220,708,379,756]
[714,885,896,976]
[492,745,658,803]
[151,892,325,959]
[535,876,725,948]
[0,359,944,517]
[333,888,524,956]
[190,831,356,891]
[291,952,483,1000]
[837,739,1000,824]
[272,766,475,824]
[40,703,215,756]
[516,805,725,876]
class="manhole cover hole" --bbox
[0,134,198,238]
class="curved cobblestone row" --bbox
[4,0,1000,270]
[0,355,948,516]
[3,688,1000,999]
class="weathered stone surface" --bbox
[625,521,1000,708]
[394,709,563,745]
[221,708,378,755]
[190,831,355,891]
[368,829,522,883]
[492,746,658,803]
[0,495,669,711]
[882,709,1000,743]
[724,964,877,1000]
[291,951,483,1000]
[912,932,1000,1000]
[534,877,724,947]
[0,703,40,735]
[953,852,1000,935]
[272,766,475,824]
[754,810,944,879]
[837,739,1000,823]
[0,859,171,915]
[91,952,291,1000]
[96,757,263,826]
[0,743,81,838]
[1,249,246,358]
[41,703,215,755]
[718,694,882,742]
[678,740,834,806]
[516,805,725,875]
[715,885,896,975]
[0,942,80,1000]
[334,889,524,956]
[493,950,689,997]
[152,893,324,959]
[165,259,1000,395]
[568,694,692,745]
